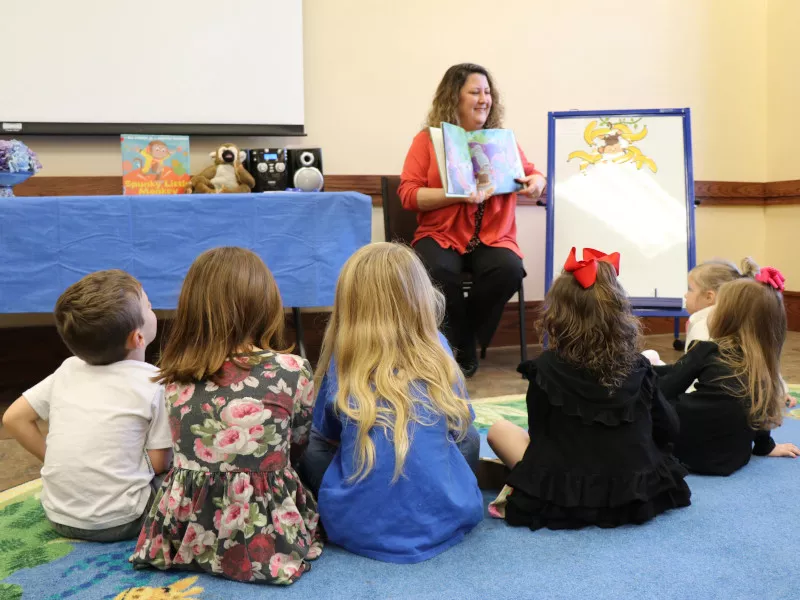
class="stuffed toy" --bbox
[188,143,255,193]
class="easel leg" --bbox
[672,317,685,351]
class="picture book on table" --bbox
[429,122,525,198]
[121,134,190,195]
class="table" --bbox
[0,191,373,356]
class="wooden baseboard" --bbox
[3,296,798,403]
[13,175,800,207]
[489,301,688,349]
[493,294,800,347]
[0,312,331,404]
[765,180,800,206]
[784,291,800,332]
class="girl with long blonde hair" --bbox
[298,242,483,564]
[131,247,323,585]
[656,263,800,475]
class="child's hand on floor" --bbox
[641,350,665,366]
[768,442,800,458]
[786,393,797,408]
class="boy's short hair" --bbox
[54,270,145,365]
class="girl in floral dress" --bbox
[130,247,322,585]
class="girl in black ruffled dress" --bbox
[487,247,691,530]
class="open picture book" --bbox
[429,122,525,198]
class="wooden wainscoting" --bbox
[0,311,331,405]
[14,175,800,207]
[693,179,800,206]
[784,292,800,332]
[13,174,390,207]
[764,180,800,205]
[490,301,689,349]
[4,296,799,404]
[493,293,800,347]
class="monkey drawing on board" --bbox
[598,132,623,155]
[189,143,255,194]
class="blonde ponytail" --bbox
[739,256,760,279]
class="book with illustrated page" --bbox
[121,134,190,195]
[429,122,525,198]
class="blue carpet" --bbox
[2,418,799,600]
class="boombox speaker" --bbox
[244,148,289,192]
[288,148,324,192]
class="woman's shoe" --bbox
[460,360,479,378]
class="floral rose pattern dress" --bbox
[130,352,323,585]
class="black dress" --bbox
[654,341,776,476]
[504,352,691,530]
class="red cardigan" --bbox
[397,130,541,258]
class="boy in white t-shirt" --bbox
[2,270,172,542]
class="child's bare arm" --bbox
[767,442,800,458]
[2,396,46,462]
[147,448,173,474]
[143,386,173,475]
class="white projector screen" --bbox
[2,0,305,136]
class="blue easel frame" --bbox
[544,108,697,340]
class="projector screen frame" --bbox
[1,122,306,136]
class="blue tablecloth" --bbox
[0,192,372,312]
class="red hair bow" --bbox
[564,247,621,288]
[754,266,785,292]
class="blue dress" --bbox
[312,334,483,563]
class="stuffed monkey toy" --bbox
[189,143,255,193]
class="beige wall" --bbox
[764,0,800,286]
[765,206,800,284]
[11,0,788,298]
[695,206,766,265]
[20,0,769,181]
[767,0,800,182]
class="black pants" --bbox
[414,237,524,365]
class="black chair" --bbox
[380,176,528,366]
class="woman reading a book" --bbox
[398,63,545,377]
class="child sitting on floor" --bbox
[655,264,800,475]
[684,259,744,350]
[487,247,692,530]
[2,270,172,542]
[299,242,483,563]
[646,257,795,406]
[130,247,322,585]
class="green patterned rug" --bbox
[0,388,796,599]
[472,386,800,433]
[786,385,800,419]
[0,480,74,600]
[472,394,528,431]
